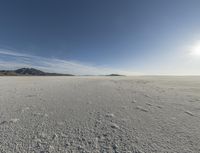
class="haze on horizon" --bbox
[0,0,200,75]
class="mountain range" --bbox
[0,68,74,76]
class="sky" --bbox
[0,0,200,75]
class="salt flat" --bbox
[0,76,200,153]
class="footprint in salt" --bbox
[132,99,137,103]
[136,106,148,112]
[146,103,153,106]
[0,120,7,125]
[105,113,115,118]
[110,123,120,129]
[184,111,195,116]
[156,105,162,109]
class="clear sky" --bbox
[0,0,200,75]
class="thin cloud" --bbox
[0,49,139,75]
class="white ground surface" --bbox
[0,76,200,153]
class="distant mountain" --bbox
[0,68,74,76]
[15,68,46,75]
[107,74,125,76]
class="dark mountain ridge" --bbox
[0,68,74,76]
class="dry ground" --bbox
[0,76,200,153]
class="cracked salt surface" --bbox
[0,76,200,152]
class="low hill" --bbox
[107,74,125,76]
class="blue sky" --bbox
[0,0,200,75]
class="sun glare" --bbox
[189,41,200,56]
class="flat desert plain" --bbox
[0,76,200,153]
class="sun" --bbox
[189,41,200,56]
